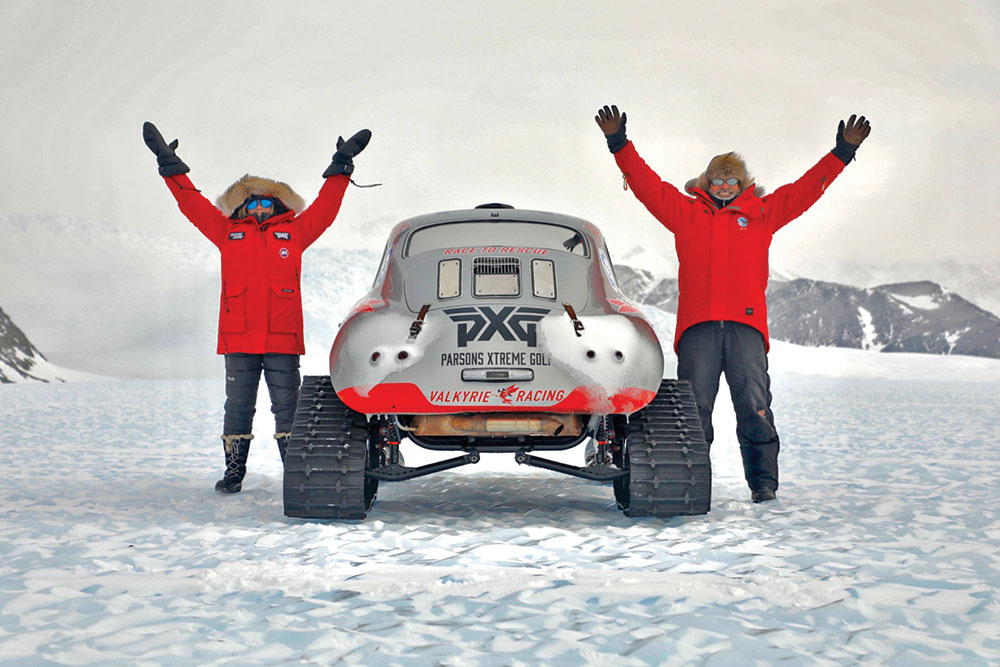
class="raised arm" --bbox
[596,105,687,232]
[767,114,872,232]
[142,121,229,246]
[296,128,372,248]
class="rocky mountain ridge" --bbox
[616,265,1000,360]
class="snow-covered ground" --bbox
[3,362,999,664]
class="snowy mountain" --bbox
[0,305,50,382]
[0,213,222,379]
[0,305,99,383]
[768,278,1000,358]
[774,257,1000,318]
[617,244,1000,320]
[615,263,679,315]
[616,265,1000,359]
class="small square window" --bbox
[531,259,556,299]
[438,259,461,299]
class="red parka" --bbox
[614,142,846,351]
[163,173,350,355]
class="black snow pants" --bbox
[676,321,779,492]
[223,353,301,436]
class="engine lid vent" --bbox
[474,256,520,275]
[473,257,520,296]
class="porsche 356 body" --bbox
[283,204,711,519]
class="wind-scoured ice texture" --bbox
[2,367,999,664]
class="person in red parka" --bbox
[142,121,372,494]
[595,105,871,503]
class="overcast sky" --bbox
[2,0,998,273]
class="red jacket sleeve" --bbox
[295,174,351,249]
[764,152,847,233]
[613,142,689,234]
[163,174,230,248]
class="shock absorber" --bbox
[379,418,403,465]
[607,415,622,459]
[595,415,612,465]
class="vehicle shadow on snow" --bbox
[282,471,711,528]
[54,459,739,529]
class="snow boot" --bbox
[216,434,253,494]
[274,432,290,464]
[751,488,776,503]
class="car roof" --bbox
[395,204,599,236]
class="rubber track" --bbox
[625,379,711,517]
[283,375,371,519]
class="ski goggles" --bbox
[709,178,740,186]
[246,198,274,211]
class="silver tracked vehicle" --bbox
[283,204,711,519]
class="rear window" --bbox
[405,221,589,258]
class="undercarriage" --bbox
[283,375,712,520]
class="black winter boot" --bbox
[274,432,290,464]
[216,434,253,494]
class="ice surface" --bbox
[2,369,999,664]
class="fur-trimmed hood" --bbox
[216,174,306,217]
[683,152,766,197]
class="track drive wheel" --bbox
[283,375,376,519]
[620,379,711,517]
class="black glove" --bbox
[831,114,870,165]
[595,105,628,153]
[562,233,582,252]
[323,128,372,177]
[142,122,190,176]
